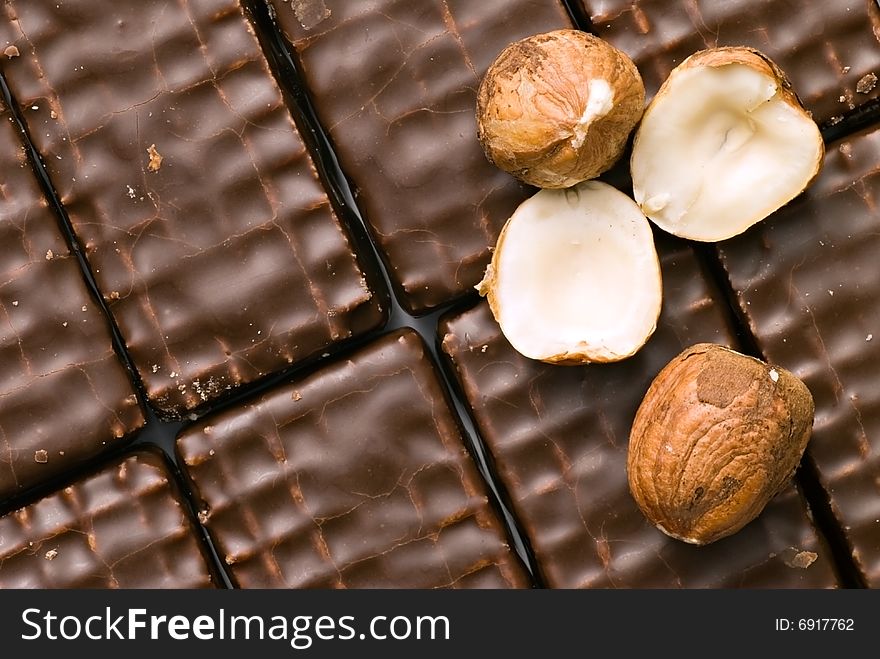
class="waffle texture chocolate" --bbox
[178,329,529,588]
[0,450,215,588]
[582,0,880,124]
[0,101,143,501]
[0,0,384,417]
[719,127,880,587]
[268,0,572,313]
[440,238,837,588]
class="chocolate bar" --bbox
[0,0,385,418]
[0,450,215,588]
[440,237,837,587]
[177,329,529,588]
[718,126,880,587]
[581,0,880,125]
[267,0,572,313]
[0,99,143,501]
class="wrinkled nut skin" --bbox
[627,344,814,545]
[477,30,645,188]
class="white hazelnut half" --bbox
[631,47,824,242]
[477,181,662,364]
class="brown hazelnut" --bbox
[476,29,645,189]
[627,343,814,545]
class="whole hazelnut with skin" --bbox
[476,29,645,189]
[627,344,814,545]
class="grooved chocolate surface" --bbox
[582,0,880,124]
[268,0,572,313]
[719,127,880,587]
[0,450,214,588]
[440,239,837,588]
[0,101,143,501]
[0,0,384,417]
[177,329,529,588]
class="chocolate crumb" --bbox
[856,73,877,94]
[34,450,48,463]
[289,0,331,30]
[784,549,818,569]
[45,249,54,260]
[44,548,58,561]
[147,143,163,172]
[4,45,19,58]
[292,390,302,401]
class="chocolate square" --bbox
[0,450,215,588]
[177,329,529,588]
[0,0,385,417]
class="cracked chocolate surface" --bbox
[0,450,214,588]
[440,238,837,588]
[177,329,529,588]
[0,101,143,501]
[269,0,572,313]
[582,0,880,124]
[719,127,880,587]
[0,0,384,417]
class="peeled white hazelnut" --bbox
[477,181,662,364]
[631,47,824,242]
[477,30,645,189]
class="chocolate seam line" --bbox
[699,119,880,588]
[559,0,596,32]
[706,242,867,588]
[693,241,866,588]
[243,0,543,584]
[432,317,546,587]
[241,0,392,324]
[820,96,880,144]
[258,0,574,315]
[0,72,146,510]
[0,71,150,417]
[689,107,880,588]
[245,0,460,316]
